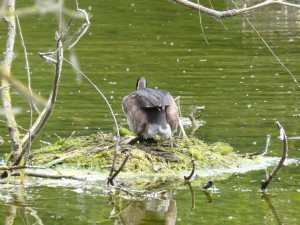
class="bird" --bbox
[122,77,179,139]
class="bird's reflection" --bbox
[109,192,177,225]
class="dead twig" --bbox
[11,172,86,181]
[184,158,196,181]
[63,57,121,181]
[1,0,22,154]
[174,0,298,82]
[188,106,205,136]
[248,134,271,158]
[174,96,187,139]
[17,34,63,166]
[108,151,130,186]
[230,0,297,83]
[16,15,40,114]
[17,1,90,168]
[196,0,208,44]
[261,122,288,190]
[173,0,300,19]
[262,135,271,156]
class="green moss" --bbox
[27,132,242,175]
[210,142,234,155]
[119,126,135,136]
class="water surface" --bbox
[1,0,300,224]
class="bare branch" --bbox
[16,15,40,114]
[62,57,121,179]
[196,0,209,44]
[18,1,91,165]
[0,72,48,108]
[16,36,64,166]
[174,0,298,82]
[16,15,35,161]
[261,122,288,190]
[230,0,297,82]
[67,1,90,49]
[184,158,196,181]
[174,97,187,138]
[43,1,90,56]
[188,106,205,136]
[173,0,300,19]
[11,172,86,181]
[262,135,271,156]
[108,151,130,186]
[1,0,21,153]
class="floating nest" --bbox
[0,129,287,190]
[28,130,261,176]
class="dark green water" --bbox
[1,0,300,224]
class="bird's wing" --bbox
[134,88,174,109]
[122,95,147,134]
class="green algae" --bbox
[29,131,239,175]
[1,130,287,191]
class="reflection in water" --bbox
[2,185,43,225]
[4,205,17,225]
[202,190,213,204]
[261,193,282,225]
[4,203,44,225]
[185,181,214,212]
[109,193,177,225]
[185,182,196,211]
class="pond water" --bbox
[1,0,300,224]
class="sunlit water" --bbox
[1,0,300,224]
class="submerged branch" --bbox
[261,122,288,190]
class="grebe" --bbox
[122,77,179,139]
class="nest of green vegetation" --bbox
[13,129,284,190]
[29,130,244,175]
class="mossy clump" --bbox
[28,131,240,175]
[210,142,233,156]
